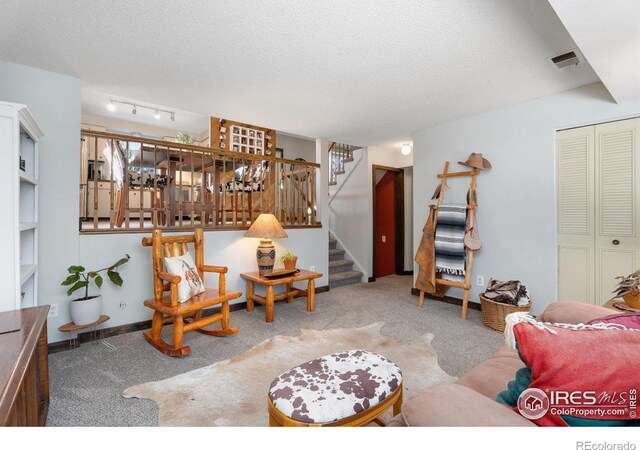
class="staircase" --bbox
[329,142,358,186]
[328,234,363,288]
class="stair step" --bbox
[334,170,345,175]
[328,239,338,250]
[329,270,363,288]
[329,181,337,186]
[329,259,354,273]
[329,248,344,260]
[343,158,354,162]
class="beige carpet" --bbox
[122,322,456,426]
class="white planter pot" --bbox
[69,295,102,326]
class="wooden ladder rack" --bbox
[418,161,479,320]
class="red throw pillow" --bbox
[513,322,640,426]
[588,312,640,330]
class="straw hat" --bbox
[458,153,492,170]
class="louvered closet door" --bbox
[557,126,595,304]
[595,118,640,305]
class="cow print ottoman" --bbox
[268,349,403,426]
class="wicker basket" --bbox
[480,294,532,332]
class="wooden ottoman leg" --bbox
[393,386,403,417]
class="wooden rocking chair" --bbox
[141,228,241,356]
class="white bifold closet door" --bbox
[557,117,639,305]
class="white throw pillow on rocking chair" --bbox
[163,252,206,302]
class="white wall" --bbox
[329,146,414,279]
[404,167,413,271]
[329,147,369,278]
[412,82,640,314]
[82,114,209,144]
[0,60,82,338]
[276,133,316,162]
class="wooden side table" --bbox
[58,315,110,349]
[240,269,323,323]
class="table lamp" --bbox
[244,213,288,275]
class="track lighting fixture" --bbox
[107,99,176,122]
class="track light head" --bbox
[154,109,161,119]
[107,101,116,112]
[132,106,137,115]
[170,112,175,122]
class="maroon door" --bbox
[375,171,396,278]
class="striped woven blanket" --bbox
[435,204,467,278]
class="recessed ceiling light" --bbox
[401,143,412,155]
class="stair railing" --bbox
[328,145,363,206]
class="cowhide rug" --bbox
[122,322,456,426]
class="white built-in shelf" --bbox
[20,264,37,285]
[19,222,37,231]
[1,102,43,312]
[19,173,38,185]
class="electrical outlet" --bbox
[119,302,127,309]
[309,265,315,272]
[381,235,386,243]
[48,303,58,318]
[476,275,485,287]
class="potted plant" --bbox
[280,249,298,270]
[61,254,130,325]
[611,269,640,309]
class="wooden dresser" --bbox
[0,306,50,426]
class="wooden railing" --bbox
[79,129,319,232]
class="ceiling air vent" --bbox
[548,49,584,69]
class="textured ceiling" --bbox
[549,0,640,104]
[0,0,600,148]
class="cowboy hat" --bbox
[458,152,492,170]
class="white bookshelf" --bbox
[0,102,43,312]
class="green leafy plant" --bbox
[61,254,131,300]
[175,133,195,145]
[611,269,640,300]
[280,249,296,263]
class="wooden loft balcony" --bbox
[79,129,320,233]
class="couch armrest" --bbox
[536,300,612,325]
[396,383,535,427]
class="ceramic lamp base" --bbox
[257,239,276,275]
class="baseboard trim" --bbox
[368,277,376,283]
[48,286,330,353]
[401,270,414,276]
[410,288,481,311]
